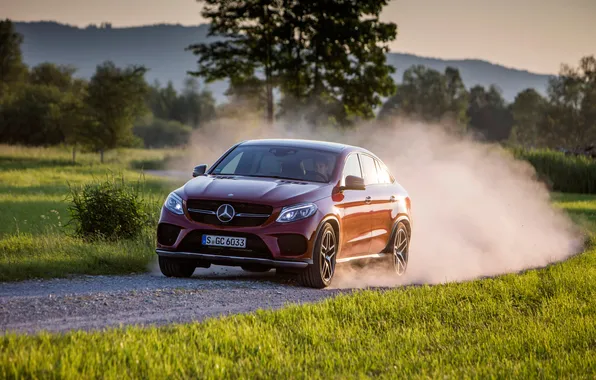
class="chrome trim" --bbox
[187,208,216,215]
[156,249,311,268]
[187,209,270,218]
[235,213,270,218]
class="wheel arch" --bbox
[383,214,411,253]
[314,214,341,256]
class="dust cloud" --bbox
[167,114,585,289]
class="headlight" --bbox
[276,203,318,223]
[164,192,184,215]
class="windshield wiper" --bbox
[234,174,324,183]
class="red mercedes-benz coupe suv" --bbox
[156,139,412,288]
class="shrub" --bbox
[66,173,157,241]
[511,147,596,194]
[133,117,192,148]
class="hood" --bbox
[181,175,333,207]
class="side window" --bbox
[342,154,362,184]
[360,154,379,186]
[375,159,392,184]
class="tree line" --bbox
[377,57,596,150]
[0,19,217,161]
[2,1,595,156]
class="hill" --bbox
[14,21,554,104]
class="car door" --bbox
[374,158,400,253]
[359,154,393,255]
[335,153,372,259]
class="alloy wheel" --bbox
[393,225,409,276]
[320,228,336,283]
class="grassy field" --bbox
[2,145,596,377]
[1,199,595,378]
[0,144,184,281]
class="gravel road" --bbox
[0,266,351,335]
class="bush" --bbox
[66,173,157,241]
[512,147,596,194]
[133,117,192,148]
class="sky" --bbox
[4,0,595,75]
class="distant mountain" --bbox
[14,21,554,104]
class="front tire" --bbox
[158,256,195,278]
[298,223,337,288]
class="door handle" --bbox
[365,196,372,204]
[390,195,396,202]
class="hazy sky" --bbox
[4,0,595,74]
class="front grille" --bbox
[186,199,273,227]
[178,230,272,259]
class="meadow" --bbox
[0,145,185,281]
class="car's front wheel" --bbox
[158,256,195,278]
[298,222,337,288]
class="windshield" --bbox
[210,145,339,183]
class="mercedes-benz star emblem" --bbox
[216,204,235,223]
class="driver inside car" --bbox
[309,155,329,182]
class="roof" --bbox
[238,138,355,153]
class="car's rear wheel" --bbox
[158,256,195,278]
[298,223,336,288]
[391,222,409,276]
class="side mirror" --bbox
[340,175,365,191]
[192,164,207,177]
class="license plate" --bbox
[202,235,247,248]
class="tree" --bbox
[187,0,282,123]
[146,77,216,128]
[187,0,397,126]
[0,19,27,92]
[0,83,85,147]
[181,77,217,127]
[29,62,78,91]
[508,88,547,147]
[133,116,192,148]
[467,85,514,142]
[277,0,398,126]
[377,65,468,130]
[83,61,149,162]
[540,55,596,149]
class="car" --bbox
[155,138,412,288]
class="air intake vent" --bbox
[157,223,182,246]
[277,180,308,185]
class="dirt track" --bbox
[0,266,350,335]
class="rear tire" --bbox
[390,222,409,276]
[158,256,195,278]
[298,223,337,288]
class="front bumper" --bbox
[156,204,325,263]
[156,249,310,268]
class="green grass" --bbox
[2,228,596,378]
[0,145,184,281]
[2,145,596,377]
